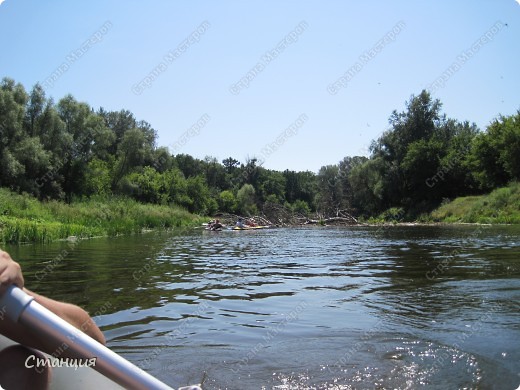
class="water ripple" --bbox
[13,225,520,389]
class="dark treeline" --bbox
[1,78,519,219]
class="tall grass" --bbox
[430,182,520,224]
[366,207,406,224]
[0,189,204,244]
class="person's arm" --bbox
[0,250,105,354]
[0,250,24,293]
[25,288,106,344]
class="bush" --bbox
[291,199,311,216]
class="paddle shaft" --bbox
[0,285,174,390]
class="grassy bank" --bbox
[0,188,204,244]
[429,182,520,224]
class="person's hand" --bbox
[0,250,24,296]
[0,250,106,347]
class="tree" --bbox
[56,95,103,197]
[175,154,204,178]
[152,147,174,173]
[163,168,189,206]
[12,137,53,197]
[349,158,384,215]
[436,120,479,198]
[204,155,227,189]
[315,165,344,215]
[240,157,261,187]
[218,190,237,213]
[384,90,443,161]
[337,156,367,209]
[258,170,286,203]
[84,158,112,196]
[112,128,151,190]
[361,90,482,214]
[222,157,240,173]
[236,183,257,215]
[0,79,27,188]
[370,90,444,207]
[470,111,520,189]
[98,109,137,154]
[25,84,46,137]
[400,138,444,208]
[283,170,317,207]
[38,99,70,155]
[185,175,217,214]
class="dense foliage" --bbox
[1,78,518,219]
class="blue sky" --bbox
[1,0,518,172]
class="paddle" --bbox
[0,285,202,390]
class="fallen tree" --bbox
[208,213,273,227]
[209,205,363,228]
[303,208,362,225]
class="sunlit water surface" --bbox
[9,225,520,389]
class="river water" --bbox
[8,225,520,389]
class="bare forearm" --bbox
[0,289,105,357]
[24,288,106,345]
[0,249,105,353]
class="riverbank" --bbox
[0,189,204,244]
[429,182,520,224]
[2,182,518,244]
[359,182,520,225]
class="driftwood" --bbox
[209,213,274,227]
[304,216,359,225]
[210,206,362,227]
[262,202,299,226]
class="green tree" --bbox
[470,112,520,189]
[152,147,174,173]
[112,128,151,190]
[38,100,70,156]
[186,175,216,214]
[283,170,316,207]
[240,157,261,188]
[349,158,384,215]
[435,120,479,198]
[337,156,367,209]
[218,190,237,213]
[84,158,112,196]
[56,95,116,198]
[222,157,240,173]
[259,170,286,203]
[175,154,204,178]
[204,155,227,189]
[98,109,137,155]
[364,90,481,214]
[14,137,53,197]
[163,168,189,206]
[371,90,444,206]
[0,78,27,188]
[25,84,46,137]
[315,165,345,215]
[237,183,257,215]
[124,166,163,203]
